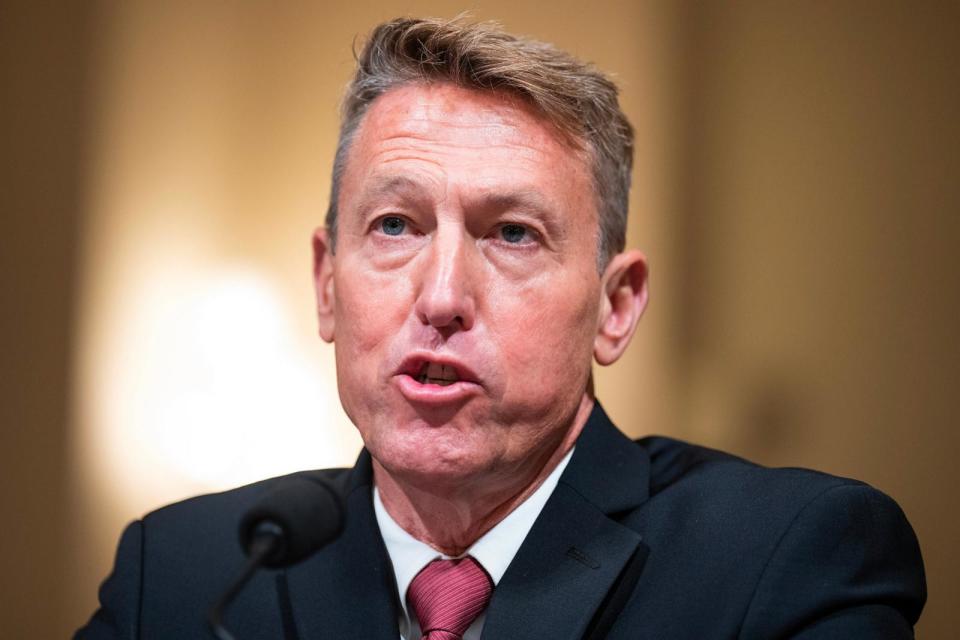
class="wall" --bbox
[0,2,89,636]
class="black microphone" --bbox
[208,474,346,640]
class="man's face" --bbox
[316,83,608,492]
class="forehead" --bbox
[358,83,567,148]
[340,83,595,209]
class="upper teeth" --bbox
[418,362,459,385]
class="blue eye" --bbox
[500,224,527,243]
[380,216,406,236]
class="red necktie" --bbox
[407,557,493,640]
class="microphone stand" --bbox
[208,522,284,640]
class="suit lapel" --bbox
[280,404,649,640]
[283,451,400,640]
[481,403,651,640]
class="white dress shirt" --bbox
[374,448,574,640]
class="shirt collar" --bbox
[374,447,574,619]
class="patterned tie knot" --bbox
[407,556,493,640]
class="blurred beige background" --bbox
[2,0,957,637]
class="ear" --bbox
[312,227,336,343]
[594,249,649,366]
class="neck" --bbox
[374,395,594,556]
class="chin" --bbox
[372,424,493,482]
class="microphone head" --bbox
[238,474,345,569]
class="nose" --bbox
[414,226,476,334]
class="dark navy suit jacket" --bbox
[77,404,925,639]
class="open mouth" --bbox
[395,355,480,403]
[415,361,460,387]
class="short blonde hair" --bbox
[326,16,634,268]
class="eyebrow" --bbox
[476,189,554,219]
[353,175,433,214]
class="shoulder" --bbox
[638,435,879,521]
[150,471,352,587]
[625,436,926,635]
[137,467,354,572]
[77,467,355,638]
[632,435,922,564]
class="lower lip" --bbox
[394,374,481,406]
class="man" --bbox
[78,17,925,639]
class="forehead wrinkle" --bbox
[369,136,559,188]
[358,135,554,206]
[366,105,558,152]
[373,127,550,158]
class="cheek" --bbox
[495,280,599,395]
[331,269,415,422]
[333,269,412,355]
